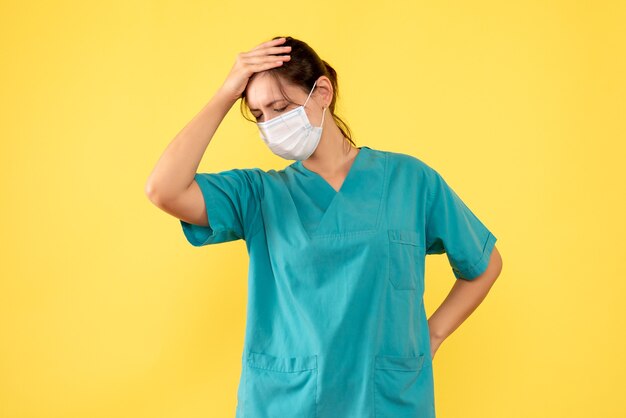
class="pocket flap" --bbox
[248,351,318,373]
[388,229,422,247]
[375,354,425,371]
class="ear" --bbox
[314,76,334,107]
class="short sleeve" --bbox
[180,168,263,246]
[425,168,497,280]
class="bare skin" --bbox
[245,71,359,192]
[428,247,503,359]
[245,58,504,359]
[145,36,503,361]
[145,37,295,225]
[145,36,358,226]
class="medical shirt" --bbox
[180,145,498,418]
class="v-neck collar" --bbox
[293,146,369,194]
[283,146,385,239]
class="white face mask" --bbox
[256,79,327,161]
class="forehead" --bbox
[246,75,300,109]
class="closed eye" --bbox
[254,106,288,121]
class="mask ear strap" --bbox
[304,80,318,107]
[320,105,327,127]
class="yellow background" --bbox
[1,1,625,417]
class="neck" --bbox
[302,124,357,176]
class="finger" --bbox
[246,56,289,72]
[242,54,291,65]
[250,37,286,52]
[244,45,291,58]
[246,60,286,75]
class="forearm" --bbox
[428,248,502,344]
[145,87,238,201]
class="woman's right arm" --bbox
[145,37,292,227]
[144,88,237,227]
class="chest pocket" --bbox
[245,351,318,418]
[387,229,425,291]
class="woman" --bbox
[146,35,503,418]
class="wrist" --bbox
[215,85,240,106]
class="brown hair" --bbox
[240,36,355,147]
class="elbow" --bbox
[490,246,503,279]
[145,180,158,201]
[145,180,166,206]
[145,181,155,199]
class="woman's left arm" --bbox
[427,246,503,359]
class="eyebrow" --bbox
[249,99,287,112]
